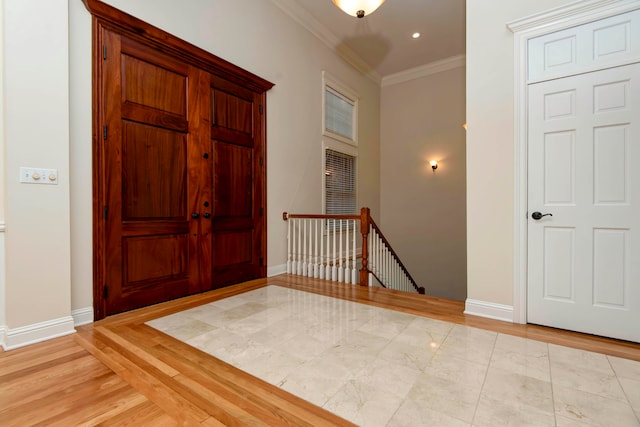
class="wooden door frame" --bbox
[82,0,273,320]
[507,0,640,325]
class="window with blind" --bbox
[323,72,358,146]
[324,148,357,216]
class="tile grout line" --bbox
[606,355,640,425]
[468,331,499,426]
[547,342,558,427]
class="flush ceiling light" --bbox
[332,0,386,18]
[412,32,421,39]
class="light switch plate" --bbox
[19,167,58,185]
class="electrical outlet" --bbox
[19,167,58,185]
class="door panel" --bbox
[213,142,253,217]
[122,122,187,219]
[103,29,201,315]
[122,54,187,116]
[209,77,264,287]
[527,63,640,342]
[212,89,253,134]
[124,234,189,284]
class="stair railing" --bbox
[282,208,425,294]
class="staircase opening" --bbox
[283,207,425,295]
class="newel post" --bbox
[359,207,370,286]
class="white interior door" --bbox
[527,62,640,343]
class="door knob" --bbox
[191,213,200,219]
[203,212,211,219]
[531,211,553,220]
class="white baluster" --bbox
[320,219,324,279]
[376,231,380,280]
[332,219,337,281]
[394,260,398,290]
[381,245,385,286]
[386,247,390,287]
[352,219,357,284]
[369,228,374,281]
[313,219,319,278]
[291,219,297,274]
[344,219,349,283]
[338,220,344,283]
[326,219,331,280]
[307,219,313,277]
[370,226,375,279]
[301,219,306,276]
[297,219,302,275]
[287,218,291,273]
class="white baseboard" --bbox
[267,264,287,277]
[3,316,76,351]
[72,307,94,327]
[464,299,514,323]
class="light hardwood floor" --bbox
[1,274,639,426]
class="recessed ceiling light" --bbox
[412,32,421,39]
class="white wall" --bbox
[466,0,576,307]
[67,0,380,311]
[381,65,466,300]
[2,0,73,343]
[69,0,93,318]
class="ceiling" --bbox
[278,0,466,79]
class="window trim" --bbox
[322,71,359,146]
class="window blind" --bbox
[325,149,356,215]
[325,88,354,141]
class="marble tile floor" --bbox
[147,285,640,427]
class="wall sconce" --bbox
[430,160,438,172]
[462,123,467,131]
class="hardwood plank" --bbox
[0,374,133,426]
[0,356,113,410]
[0,337,84,379]
[76,328,211,426]
[90,400,179,427]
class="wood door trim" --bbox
[85,0,273,320]
[82,0,274,94]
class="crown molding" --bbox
[381,55,466,87]
[269,0,382,84]
[507,0,639,33]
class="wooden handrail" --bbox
[283,207,425,294]
[283,212,360,221]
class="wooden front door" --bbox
[90,2,273,320]
[209,76,266,287]
[101,31,204,315]
[89,12,272,319]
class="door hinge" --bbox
[103,44,107,60]
[259,104,263,115]
[259,207,263,216]
[103,125,107,140]
[259,258,264,266]
[103,205,109,220]
[259,157,263,166]
[103,284,108,299]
